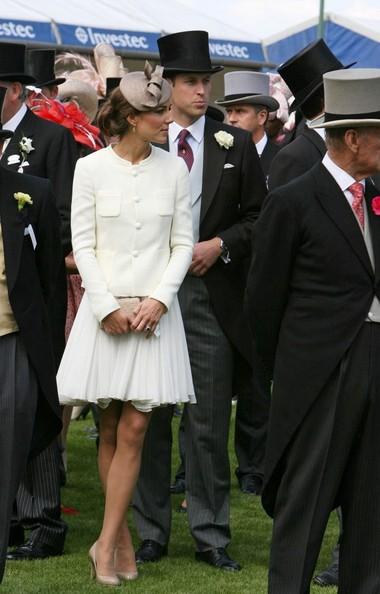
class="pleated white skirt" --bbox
[57,293,195,412]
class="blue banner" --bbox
[209,37,265,63]
[59,24,159,52]
[0,19,55,44]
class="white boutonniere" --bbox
[14,191,33,211]
[17,136,34,173]
[214,130,234,150]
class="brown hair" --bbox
[97,88,141,137]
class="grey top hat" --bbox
[310,68,380,129]
[215,71,279,111]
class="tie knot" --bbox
[178,129,190,143]
[348,182,364,202]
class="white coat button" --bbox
[135,222,141,229]
[132,170,138,177]
[369,312,374,319]
[132,250,139,257]
[133,196,140,203]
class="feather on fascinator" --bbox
[119,61,171,111]
[55,43,126,98]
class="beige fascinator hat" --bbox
[310,68,380,129]
[58,79,99,122]
[119,61,171,111]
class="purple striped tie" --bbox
[177,129,194,171]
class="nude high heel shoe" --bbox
[114,548,138,581]
[88,542,121,587]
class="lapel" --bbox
[1,109,35,168]
[200,117,229,222]
[0,167,28,292]
[313,163,373,279]
[301,125,326,157]
[365,180,380,282]
[260,140,278,176]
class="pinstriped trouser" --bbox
[133,275,235,550]
[0,332,38,582]
[15,438,67,549]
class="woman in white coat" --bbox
[57,62,194,586]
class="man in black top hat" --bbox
[133,30,267,571]
[26,49,65,100]
[268,39,353,191]
[0,42,77,561]
[265,39,353,588]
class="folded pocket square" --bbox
[24,224,37,250]
[224,163,235,169]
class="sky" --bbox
[177,0,380,40]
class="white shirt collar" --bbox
[322,152,365,194]
[3,103,27,132]
[255,133,268,157]
[169,115,205,145]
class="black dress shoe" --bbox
[237,473,263,495]
[195,548,241,572]
[135,540,168,564]
[170,477,186,494]
[6,540,63,561]
[313,562,339,587]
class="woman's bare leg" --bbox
[96,403,151,576]
[98,401,122,490]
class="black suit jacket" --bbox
[2,108,77,256]
[246,162,380,515]
[268,124,326,191]
[189,117,267,362]
[0,166,62,456]
[2,108,77,363]
[260,138,280,178]
[372,173,380,189]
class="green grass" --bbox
[4,410,338,593]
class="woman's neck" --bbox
[113,133,151,164]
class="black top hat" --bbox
[106,77,121,97]
[158,31,223,74]
[26,49,65,87]
[0,42,35,84]
[278,39,354,112]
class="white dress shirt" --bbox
[169,116,205,242]
[255,132,268,157]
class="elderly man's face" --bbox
[356,128,380,176]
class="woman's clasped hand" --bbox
[101,298,166,336]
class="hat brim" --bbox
[0,73,36,84]
[215,94,279,111]
[34,77,66,87]
[163,65,224,75]
[289,62,356,113]
[310,115,380,129]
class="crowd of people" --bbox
[0,27,379,594]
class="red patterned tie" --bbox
[177,129,194,171]
[348,182,365,230]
